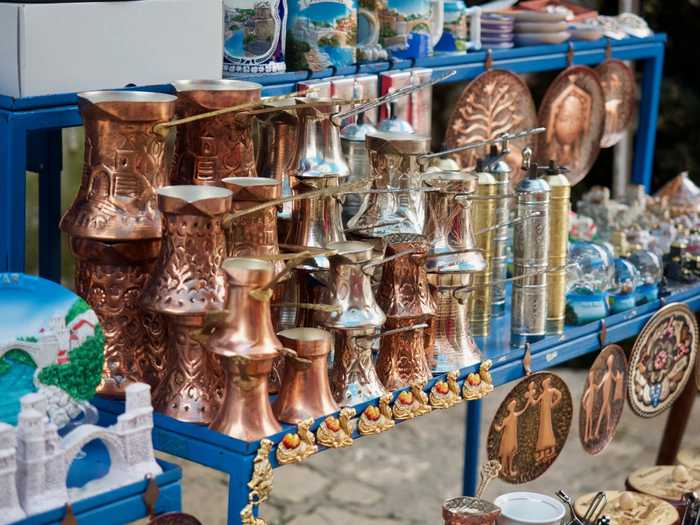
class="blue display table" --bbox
[2,35,665,282]
[95,281,700,525]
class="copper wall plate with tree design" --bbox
[579,344,627,455]
[535,66,605,186]
[596,59,636,148]
[444,70,537,185]
[487,372,572,484]
[627,303,698,418]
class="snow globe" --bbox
[0,273,103,428]
[609,257,641,314]
[565,241,614,325]
[628,249,663,305]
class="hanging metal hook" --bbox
[485,48,494,71]
[567,41,575,67]
[605,37,613,60]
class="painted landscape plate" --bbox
[0,273,103,426]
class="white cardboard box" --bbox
[0,0,223,98]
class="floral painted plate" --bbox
[0,273,103,427]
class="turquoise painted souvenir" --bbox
[566,291,609,325]
[0,273,103,427]
[223,0,288,74]
[287,0,357,70]
[635,283,659,305]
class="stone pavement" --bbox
[157,367,700,524]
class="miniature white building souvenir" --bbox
[0,273,103,429]
[1,384,161,523]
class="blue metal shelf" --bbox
[12,453,181,525]
[95,280,700,525]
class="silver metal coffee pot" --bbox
[347,131,431,236]
[511,149,550,347]
[340,113,377,224]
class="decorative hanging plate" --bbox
[444,69,538,185]
[627,302,698,418]
[0,273,103,427]
[149,514,203,525]
[579,344,627,455]
[487,372,572,484]
[596,59,636,148]
[535,65,605,186]
[574,491,678,525]
[628,465,700,502]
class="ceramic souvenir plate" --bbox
[574,491,678,525]
[535,65,605,185]
[597,59,636,148]
[0,273,103,426]
[444,69,537,183]
[579,344,627,455]
[627,303,698,418]
[487,372,572,484]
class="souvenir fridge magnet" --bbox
[535,65,605,186]
[487,372,572,484]
[627,303,698,418]
[0,273,103,428]
[444,70,537,185]
[579,344,627,455]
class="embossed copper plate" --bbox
[149,514,203,525]
[596,59,636,148]
[574,491,678,525]
[628,465,700,502]
[628,303,698,418]
[579,344,627,455]
[444,70,537,185]
[487,372,572,484]
[535,66,605,186]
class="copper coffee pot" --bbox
[142,185,232,423]
[331,329,388,405]
[375,234,436,390]
[60,90,176,397]
[170,80,262,185]
[272,327,339,424]
[205,258,283,441]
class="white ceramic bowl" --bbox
[494,492,566,525]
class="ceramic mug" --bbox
[372,0,444,59]
[494,492,566,525]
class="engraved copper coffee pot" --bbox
[318,241,388,405]
[170,79,262,185]
[141,185,232,423]
[204,258,283,440]
[273,327,338,424]
[60,90,176,397]
[346,131,431,236]
[422,171,486,373]
[375,234,436,390]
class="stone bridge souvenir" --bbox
[628,466,700,505]
[444,70,537,184]
[574,491,678,525]
[535,65,605,185]
[223,0,287,75]
[0,273,103,428]
[272,327,338,423]
[487,372,572,484]
[627,303,698,418]
[205,258,283,441]
[142,186,232,424]
[511,154,550,347]
[60,91,175,397]
[170,80,262,185]
[596,58,635,148]
[579,344,627,455]
[286,0,357,71]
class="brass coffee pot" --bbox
[60,90,176,397]
[205,258,283,441]
[273,327,338,424]
[375,234,436,390]
[142,185,232,423]
[170,79,262,185]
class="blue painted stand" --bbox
[95,281,700,525]
[2,35,665,281]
